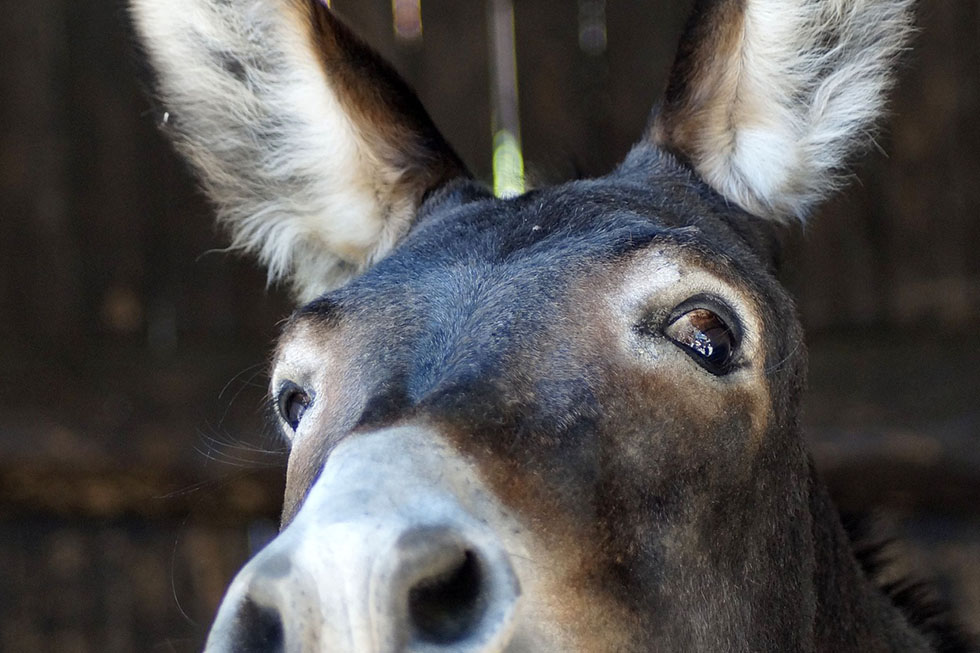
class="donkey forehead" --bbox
[274,177,779,386]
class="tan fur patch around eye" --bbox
[600,246,773,447]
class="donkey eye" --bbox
[278,384,312,431]
[665,307,738,375]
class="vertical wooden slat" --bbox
[0,2,80,349]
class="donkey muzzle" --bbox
[205,427,522,653]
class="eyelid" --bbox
[274,379,303,402]
[665,294,743,342]
[633,293,742,341]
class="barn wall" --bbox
[1,1,978,650]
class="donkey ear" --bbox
[650,0,914,221]
[131,0,468,301]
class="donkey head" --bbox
[132,1,939,650]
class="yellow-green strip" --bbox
[492,129,525,198]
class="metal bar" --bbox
[488,0,525,197]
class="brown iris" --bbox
[665,308,737,374]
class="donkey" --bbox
[132,0,972,650]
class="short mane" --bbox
[844,516,977,653]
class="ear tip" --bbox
[649,0,914,224]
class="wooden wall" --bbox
[1,1,978,650]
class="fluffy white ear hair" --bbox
[651,0,915,221]
[131,0,467,302]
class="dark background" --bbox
[2,1,978,650]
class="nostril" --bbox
[229,598,285,653]
[408,548,485,644]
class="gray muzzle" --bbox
[205,427,522,652]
